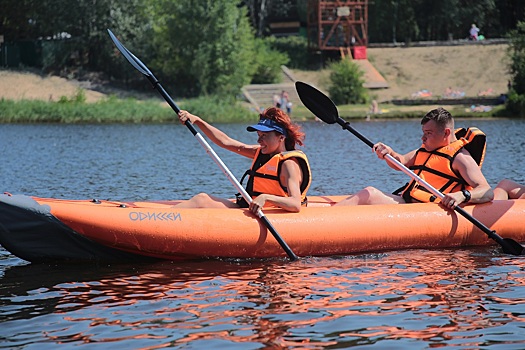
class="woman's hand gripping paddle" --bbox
[107,29,298,261]
[295,81,524,256]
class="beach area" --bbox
[0,42,511,109]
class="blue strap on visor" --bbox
[247,118,287,137]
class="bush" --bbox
[327,60,369,105]
[505,91,525,118]
[506,21,525,117]
[266,36,322,70]
[250,38,289,84]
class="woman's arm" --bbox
[249,159,303,213]
[178,110,258,158]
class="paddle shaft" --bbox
[108,30,298,261]
[334,116,516,250]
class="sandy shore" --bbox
[0,43,511,104]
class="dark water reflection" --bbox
[2,249,525,348]
[1,119,525,348]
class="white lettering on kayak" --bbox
[129,212,182,222]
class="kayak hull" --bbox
[0,193,524,263]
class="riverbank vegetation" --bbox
[1,1,525,121]
[0,91,507,124]
[0,91,255,124]
[506,21,525,117]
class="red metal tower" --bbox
[307,0,368,52]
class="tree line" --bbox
[368,0,524,43]
[1,0,525,100]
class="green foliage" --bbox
[504,91,525,118]
[505,21,525,117]
[250,38,289,84]
[0,94,256,124]
[151,0,256,97]
[179,96,257,123]
[0,97,173,123]
[266,36,314,69]
[327,60,369,105]
[0,0,153,79]
[57,89,86,104]
[508,22,525,95]
[368,0,510,43]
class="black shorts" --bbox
[236,195,249,208]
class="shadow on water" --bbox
[0,257,276,322]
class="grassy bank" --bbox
[0,90,510,124]
[292,103,508,121]
[0,94,260,124]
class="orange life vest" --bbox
[240,148,312,206]
[398,127,486,203]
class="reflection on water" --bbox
[1,120,525,348]
[2,249,525,348]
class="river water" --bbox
[1,118,524,349]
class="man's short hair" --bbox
[421,107,454,130]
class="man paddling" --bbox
[335,107,493,208]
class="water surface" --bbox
[1,119,524,348]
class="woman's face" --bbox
[257,131,284,154]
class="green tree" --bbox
[0,0,151,77]
[244,0,295,37]
[368,0,509,43]
[328,60,368,105]
[151,0,257,97]
[251,38,289,84]
[506,21,525,117]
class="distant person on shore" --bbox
[443,87,465,98]
[469,24,480,40]
[334,107,493,208]
[273,94,281,108]
[286,100,293,115]
[369,100,381,114]
[494,179,525,200]
[280,90,289,112]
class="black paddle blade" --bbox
[108,29,152,77]
[501,238,525,256]
[295,81,338,124]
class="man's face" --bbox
[421,120,448,151]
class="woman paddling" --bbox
[175,107,311,214]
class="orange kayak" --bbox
[1,193,524,263]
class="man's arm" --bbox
[447,150,494,205]
[373,142,417,170]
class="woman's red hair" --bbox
[260,107,305,150]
